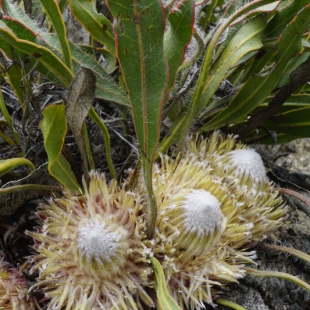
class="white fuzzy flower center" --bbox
[182,189,223,236]
[76,217,126,263]
[228,149,266,182]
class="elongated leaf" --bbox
[262,106,310,137]
[0,0,130,106]
[69,0,115,54]
[177,0,280,144]
[107,0,168,237]
[39,0,72,71]
[247,267,310,292]
[199,15,266,113]
[164,0,194,91]
[66,67,96,180]
[0,84,20,144]
[0,163,61,215]
[0,25,73,87]
[277,52,310,88]
[6,62,24,108]
[215,298,246,310]
[0,158,35,177]
[40,103,80,191]
[59,0,69,12]
[201,3,310,132]
[263,243,310,264]
[151,257,182,310]
[250,94,310,114]
[69,42,130,106]
[265,0,310,38]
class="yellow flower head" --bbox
[26,171,153,310]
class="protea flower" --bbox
[187,131,287,242]
[0,254,36,310]
[144,132,287,309]
[26,171,153,310]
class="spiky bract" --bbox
[0,256,36,310]
[147,132,286,309]
[26,172,153,310]
[187,131,287,241]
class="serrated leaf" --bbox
[69,0,115,54]
[39,0,72,71]
[0,158,35,177]
[151,257,182,310]
[107,0,168,237]
[40,103,80,191]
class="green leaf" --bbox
[58,0,69,12]
[0,158,35,177]
[107,0,168,237]
[5,62,24,108]
[0,24,73,87]
[200,3,310,132]
[69,0,115,54]
[39,0,72,71]
[67,41,130,106]
[177,0,280,144]
[164,0,194,91]
[262,106,310,138]
[215,298,246,310]
[265,0,310,38]
[151,257,182,310]
[277,52,310,88]
[199,15,266,113]
[247,267,310,292]
[89,107,117,179]
[40,102,80,191]
[0,0,130,106]
[251,94,310,114]
[0,84,20,144]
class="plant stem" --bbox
[246,268,310,291]
[89,107,117,180]
[215,298,247,310]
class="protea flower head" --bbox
[144,154,245,307]
[26,171,153,310]
[153,155,227,261]
[0,254,36,310]
[186,131,287,241]
[143,132,287,309]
